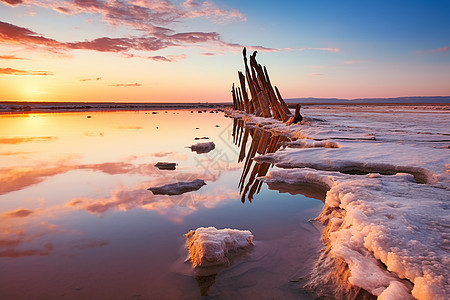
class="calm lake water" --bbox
[0,110,324,299]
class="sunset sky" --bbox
[1,0,449,103]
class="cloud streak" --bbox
[0,67,54,75]
[80,77,102,81]
[110,83,142,87]
[0,55,25,59]
[416,46,450,54]
[0,136,57,144]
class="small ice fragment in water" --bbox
[190,141,215,154]
[148,179,206,195]
[185,227,254,268]
[154,162,177,170]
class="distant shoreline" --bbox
[1,98,449,114]
[0,101,229,113]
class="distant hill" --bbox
[285,96,450,104]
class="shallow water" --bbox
[0,110,324,299]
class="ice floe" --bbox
[185,227,254,268]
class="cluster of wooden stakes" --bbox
[231,48,302,124]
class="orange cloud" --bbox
[0,55,25,59]
[80,77,101,81]
[1,208,34,219]
[110,83,142,87]
[0,136,57,144]
[0,67,54,76]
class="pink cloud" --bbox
[0,0,23,6]
[0,67,54,75]
[436,46,450,52]
[0,21,64,50]
[0,1,254,55]
[183,0,200,8]
[1,21,253,56]
[2,208,34,219]
[416,46,449,54]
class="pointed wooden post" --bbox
[293,104,303,123]
[231,84,237,110]
[238,71,251,113]
[243,48,262,116]
[274,86,291,117]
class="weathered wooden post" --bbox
[231,47,303,124]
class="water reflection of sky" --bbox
[0,110,324,299]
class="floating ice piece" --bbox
[154,162,177,170]
[185,227,254,268]
[189,141,215,154]
[148,179,206,195]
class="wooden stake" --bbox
[274,86,291,117]
[238,71,250,113]
[231,84,237,110]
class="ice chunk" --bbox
[260,168,449,299]
[154,162,177,170]
[189,141,215,154]
[148,179,206,195]
[185,227,254,268]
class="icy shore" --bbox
[227,105,449,299]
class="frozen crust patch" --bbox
[185,227,254,268]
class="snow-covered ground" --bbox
[227,105,449,300]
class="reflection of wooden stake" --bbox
[238,128,249,162]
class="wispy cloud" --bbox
[0,0,23,6]
[1,208,34,219]
[416,46,450,54]
[110,83,142,87]
[0,67,53,76]
[0,55,25,60]
[0,0,277,60]
[80,77,102,81]
[0,20,271,58]
[0,136,57,144]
